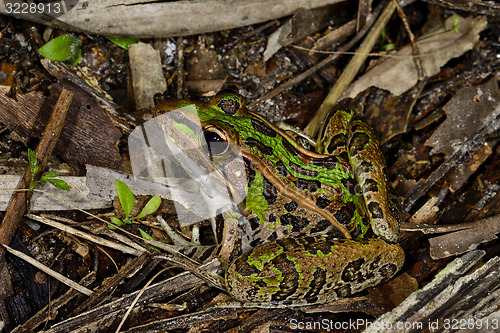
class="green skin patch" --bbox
[247,247,284,271]
[245,171,268,224]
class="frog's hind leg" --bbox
[225,237,404,307]
[347,115,400,242]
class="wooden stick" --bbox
[0,89,73,299]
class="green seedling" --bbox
[38,34,82,66]
[110,180,162,251]
[28,148,70,192]
[105,37,140,50]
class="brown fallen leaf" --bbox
[0,82,124,171]
[425,75,500,156]
[343,15,487,98]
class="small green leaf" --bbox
[134,195,162,219]
[111,217,125,226]
[138,228,161,252]
[108,217,125,230]
[382,43,396,51]
[42,172,59,179]
[28,148,36,168]
[39,172,60,184]
[70,48,82,66]
[452,17,459,32]
[38,34,82,65]
[115,179,134,218]
[48,179,70,191]
[106,37,140,50]
[29,180,37,191]
[28,148,39,180]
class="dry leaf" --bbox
[343,15,487,98]
[425,75,500,156]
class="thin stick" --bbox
[3,244,93,296]
[28,214,143,256]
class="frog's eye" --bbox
[202,127,230,156]
[218,97,240,115]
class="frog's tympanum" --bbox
[155,91,404,308]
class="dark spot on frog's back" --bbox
[357,161,373,174]
[249,238,265,248]
[304,241,333,255]
[245,137,273,156]
[284,201,298,212]
[303,267,326,300]
[280,214,309,232]
[349,132,371,156]
[235,254,260,276]
[244,157,255,181]
[327,133,347,153]
[368,202,384,219]
[316,196,331,209]
[334,202,356,225]
[289,161,319,177]
[379,263,398,280]
[267,231,278,242]
[363,178,379,193]
[275,160,288,177]
[341,176,357,193]
[282,137,299,156]
[295,178,321,192]
[309,219,336,234]
[337,284,352,297]
[251,118,277,137]
[312,155,337,169]
[341,258,365,281]
[270,256,300,301]
[249,217,260,230]
[262,177,277,205]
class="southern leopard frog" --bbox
[154,91,404,307]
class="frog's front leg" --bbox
[225,237,404,307]
[318,109,400,243]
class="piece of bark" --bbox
[10,272,96,333]
[0,175,110,211]
[364,250,489,333]
[429,215,500,259]
[40,59,136,134]
[0,81,124,171]
[425,75,500,156]
[128,42,167,111]
[0,0,347,38]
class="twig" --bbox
[176,36,186,100]
[3,244,93,296]
[28,214,144,256]
[393,0,424,80]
